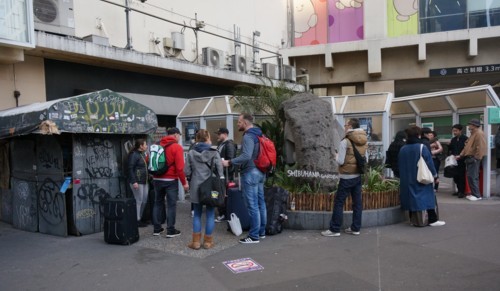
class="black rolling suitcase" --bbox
[226,187,251,231]
[103,197,139,245]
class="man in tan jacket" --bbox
[322,118,368,237]
[458,119,487,201]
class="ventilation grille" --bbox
[282,65,296,82]
[262,63,279,79]
[202,47,224,69]
[34,0,58,23]
[231,55,246,73]
[33,0,75,36]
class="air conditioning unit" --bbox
[282,65,296,82]
[231,55,246,73]
[202,47,225,69]
[33,0,75,36]
[262,63,279,79]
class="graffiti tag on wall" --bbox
[50,90,157,134]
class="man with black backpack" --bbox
[151,127,189,238]
[322,118,367,237]
[214,127,236,222]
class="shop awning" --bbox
[320,93,393,114]
[0,89,158,139]
[390,85,500,117]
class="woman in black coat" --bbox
[385,131,406,178]
[127,138,149,227]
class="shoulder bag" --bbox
[199,156,225,207]
[417,144,434,184]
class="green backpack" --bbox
[148,143,173,176]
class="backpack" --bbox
[148,142,173,176]
[265,186,289,235]
[349,139,366,174]
[254,134,277,174]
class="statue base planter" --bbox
[285,191,405,230]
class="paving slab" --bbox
[1,176,500,290]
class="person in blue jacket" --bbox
[398,125,445,227]
[222,113,266,244]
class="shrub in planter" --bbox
[288,166,400,211]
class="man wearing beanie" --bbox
[458,119,486,201]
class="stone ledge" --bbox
[285,206,406,230]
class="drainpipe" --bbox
[14,90,20,107]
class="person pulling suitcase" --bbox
[222,113,267,244]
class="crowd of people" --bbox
[127,113,267,249]
[127,116,496,246]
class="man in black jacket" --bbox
[448,124,468,198]
[215,127,236,222]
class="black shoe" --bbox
[239,236,259,244]
[153,227,164,236]
[137,221,148,228]
[457,192,465,198]
[165,229,181,238]
[452,192,458,196]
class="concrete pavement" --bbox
[1,176,500,290]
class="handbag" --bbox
[227,213,242,236]
[198,156,225,207]
[417,144,434,184]
[444,155,458,168]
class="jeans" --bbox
[153,180,178,232]
[329,176,362,233]
[192,203,215,235]
[241,168,266,239]
[129,183,148,220]
[466,157,481,198]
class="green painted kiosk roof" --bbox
[0,89,158,139]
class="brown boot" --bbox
[203,235,214,249]
[188,233,201,250]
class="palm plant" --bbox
[233,77,303,172]
[362,165,400,192]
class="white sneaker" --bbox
[466,195,481,201]
[321,230,340,237]
[429,221,446,226]
[344,227,360,235]
[215,215,226,223]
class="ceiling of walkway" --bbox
[395,72,500,97]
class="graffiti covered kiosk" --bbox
[0,90,158,236]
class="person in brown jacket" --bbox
[322,118,368,237]
[458,119,487,201]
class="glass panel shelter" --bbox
[390,85,500,198]
[176,95,267,148]
[321,93,394,167]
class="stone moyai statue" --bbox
[280,92,343,191]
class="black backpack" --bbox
[349,139,366,174]
[265,186,289,235]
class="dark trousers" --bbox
[329,176,362,232]
[217,177,228,218]
[152,180,178,232]
[427,209,438,224]
[433,158,441,190]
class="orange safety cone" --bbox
[464,167,484,197]
[464,172,471,195]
